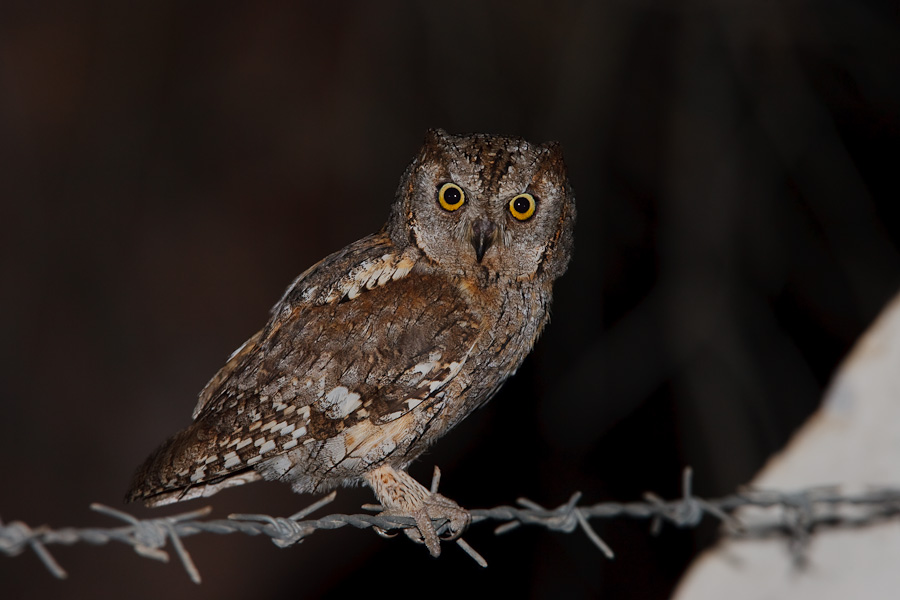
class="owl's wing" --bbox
[266,270,480,423]
[128,234,483,504]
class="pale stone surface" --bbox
[674,292,900,600]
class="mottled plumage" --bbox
[127,129,575,549]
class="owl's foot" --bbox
[364,464,471,557]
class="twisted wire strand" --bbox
[3,468,900,583]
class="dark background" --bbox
[1,1,898,598]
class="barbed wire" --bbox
[3,468,900,584]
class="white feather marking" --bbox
[353,258,385,289]
[236,438,252,450]
[259,440,276,454]
[406,398,423,410]
[392,257,414,280]
[428,361,463,392]
[292,426,307,438]
[246,455,262,465]
[377,268,393,286]
[282,439,298,451]
[223,455,241,469]
[411,361,437,376]
[190,466,207,482]
[320,386,363,419]
[365,267,385,289]
[313,253,416,305]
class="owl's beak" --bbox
[471,218,497,263]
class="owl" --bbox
[126,129,576,556]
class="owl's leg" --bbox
[364,464,470,557]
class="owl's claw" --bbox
[406,491,471,556]
[372,526,399,539]
[364,464,471,557]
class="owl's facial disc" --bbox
[387,129,575,281]
[470,218,497,263]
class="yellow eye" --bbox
[509,193,536,220]
[437,182,466,211]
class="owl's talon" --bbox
[373,526,398,539]
[439,527,465,541]
[409,492,470,556]
[371,492,470,557]
[365,465,471,557]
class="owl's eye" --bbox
[438,183,466,211]
[509,193,536,221]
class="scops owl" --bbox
[127,129,576,554]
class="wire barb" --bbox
[5,469,900,583]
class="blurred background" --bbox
[1,1,898,598]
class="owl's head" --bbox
[388,129,576,282]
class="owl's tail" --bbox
[125,425,260,507]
